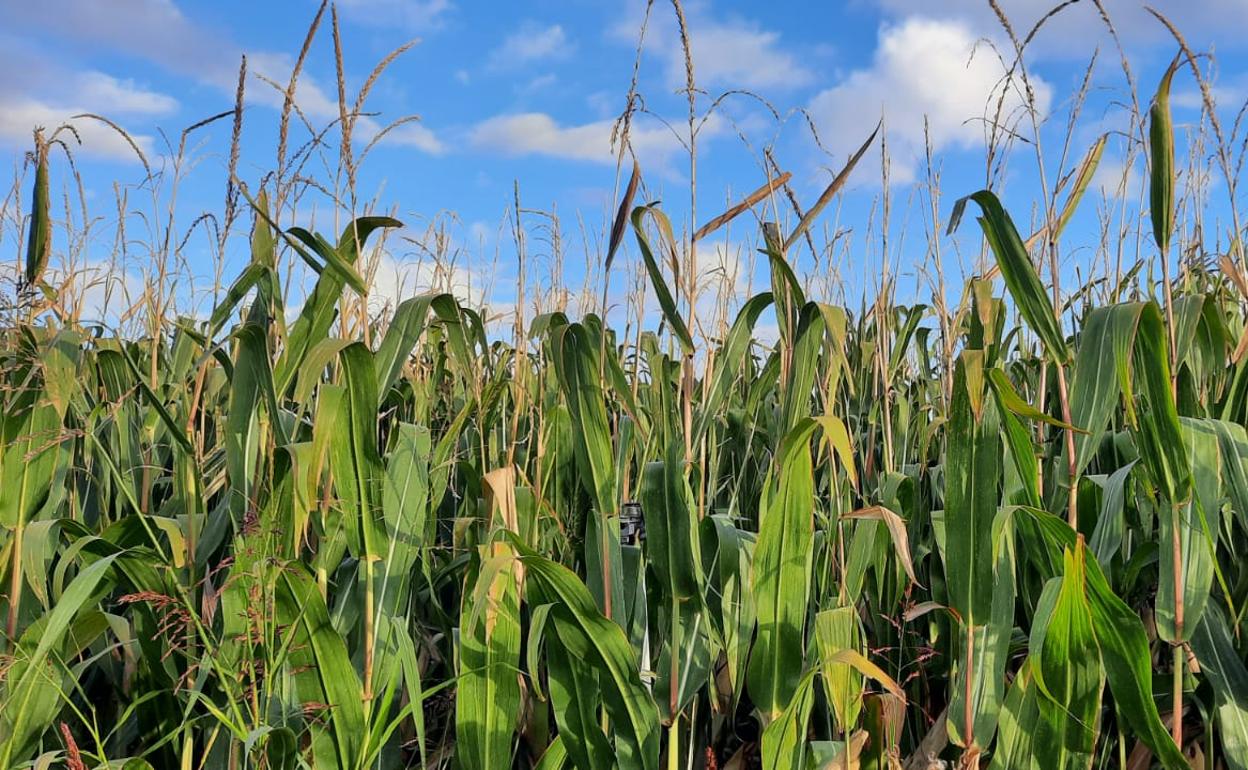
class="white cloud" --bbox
[3,0,444,156]
[0,42,175,162]
[1172,74,1248,112]
[0,99,159,162]
[489,23,572,69]
[3,0,240,91]
[73,72,178,115]
[365,248,490,313]
[1092,153,1143,200]
[872,0,1248,57]
[612,5,812,91]
[377,122,446,155]
[806,17,1052,183]
[469,112,701,167]
[678,21,813,91]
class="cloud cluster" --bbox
[0,43,179,160]
[807,17,1051,183]
[366,248,492,314]
[0,0,445,163]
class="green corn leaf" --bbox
[546,633,613,770]
[275,270,348,399]
[765,246,806,346]
[1084,545,1188,770]
[207,263,274,337]
[776,303,825,437]
[534,736,570,770]
[759,668,818,770]
[1191,605,1248,770]
[374,294,442,402]
[700,515,756,711]
[993,387,1042,509]
[1208,419,1248,545]
[1155,418,1220,642]
[276,567,366,770]
[944,353,1001,626]
[947,508,1016,751]
[225,324,270,523]
[0,401,61,530]
[334,342,385,560]
[552,323,616,518]
[293,337,351,408]
[951,190,1070,363]
[1029,547,1103,770]
[520,552,661,770]
[639,444,700,604]
[815,606,865,732]
[273,216,401,398]
[0,555,117,766]
[456,553,522,770]
[1066,305,1125,480]
[115,342,197,453]
[1088,462,1136,568]
[630,203,694,354]
[1131,304,1191,504]
[693,291,773,445]
[988,667,1043,770]
[748,418,820,722]
[285,225,369,296]
[380,422,429,610]
[1043,133,1108,246]
[988,367,1080,432]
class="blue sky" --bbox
[2,0,1247,325]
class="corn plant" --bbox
[3,4,1248,770]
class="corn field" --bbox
[3,3,1248,769]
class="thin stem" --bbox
[1056,361,1078,527]
[1172,642,1184,749]
[963,623,975,756]
[5,520,23,649]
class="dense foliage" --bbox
[4,5,1248,770]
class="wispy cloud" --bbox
[612,4,813,91]
[468,111,712,170]
[0,101,158,162]
[334,0,452,31]
[489,22,573,70]
[72,72,179,115]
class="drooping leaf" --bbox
[950,190,1069,362]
